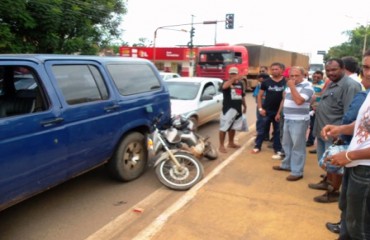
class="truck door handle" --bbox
[41,118,64,127]
[104,104,119,112]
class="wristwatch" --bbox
[258,108,263,112]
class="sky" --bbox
[120,0,370,63]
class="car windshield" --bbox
[166,82,200,100]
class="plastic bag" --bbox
[232,114,249,132]
[318,143,348,174]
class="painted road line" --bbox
[87,124,256,240]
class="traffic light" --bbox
[188,27,195,49]
[190,27,195,38]
[225,14,234,29]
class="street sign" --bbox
[317,50,326,55]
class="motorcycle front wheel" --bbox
[155,152,204,191]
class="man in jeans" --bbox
[325,54,370,235]
[252,62,286,155]
[308,58,361,202]
[272,66,314,181]
[320,50,370,238]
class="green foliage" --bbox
[132,38,151,47]
[325,25,369,61]
[0,0,127,54]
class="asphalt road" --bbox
[0,92,257,240]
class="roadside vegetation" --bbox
[0,0,368,58]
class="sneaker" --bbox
[286,175,303,181]
[272,151,284,160]
[306,142,314,147]
[313,191,340,203]
[308,179,329,190]
[251,148,260,154]
[325,221,341,234]
[272,165,290,171]
[309,149,317,154]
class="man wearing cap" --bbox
[219,67,246,153]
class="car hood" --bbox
[170,100,197,116]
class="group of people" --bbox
[217,50,370,239]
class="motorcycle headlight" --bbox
[147,138,153,150]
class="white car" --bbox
[165,77,223,129]
[159,72,181,81]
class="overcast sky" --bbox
[121,0,370,62]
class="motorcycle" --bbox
[148,114,204,190]
[168,115,218,160]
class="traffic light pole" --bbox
[152,20,219,76]
[189,15,195,77]
[152,20,219,63]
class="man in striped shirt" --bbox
[273,66,314,181]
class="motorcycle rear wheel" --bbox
[155,152,204,190]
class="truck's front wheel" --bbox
[108,132,148,181]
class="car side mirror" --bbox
[201,95,213,101]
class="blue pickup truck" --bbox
[0,55,171,211]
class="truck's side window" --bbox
[0,66,48,118]
[234,52,242,63]
[107,64,160,96]
[52,65,108,105]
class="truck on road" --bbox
[196,43,309,89]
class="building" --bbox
[119,46,198,77]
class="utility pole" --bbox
[189,15,195,77]
[363,21,369,55]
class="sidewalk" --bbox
[141,131,339,240]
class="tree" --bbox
[325,25,369,61]
[0,0,127,54]
[132,38,151,47]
